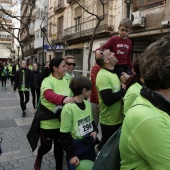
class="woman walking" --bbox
[33,58,74,170]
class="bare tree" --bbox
[69,0,110,77]
[0,0,36,60]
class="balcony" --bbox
[54,1,66,13]
[64,14,114,41]
[51,31,64,45]
[0,0,12,3]
[67,0,79,4]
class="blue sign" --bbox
[44,45,64,51]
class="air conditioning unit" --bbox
[131,11,145,27]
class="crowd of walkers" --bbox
[1,18,170,170]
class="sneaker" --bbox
[95,144,99,155]
[34,157,42,170]
[22,111,26,117]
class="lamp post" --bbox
[41,27,47,65]
[124,0,133,18]
[17,46,20,62]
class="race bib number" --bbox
[78,115,93,136]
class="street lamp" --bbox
[41,27,47,65]
[124,0,133,18]
[17,46,20,62]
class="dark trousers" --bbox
[97,123,122,151]
[1,76,7,87]
[37,128,63,170]
[31,87,40,109]
[9,76,14,85]
[114,64,132,78]
[18,91,29,111]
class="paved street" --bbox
[0,80,68,170]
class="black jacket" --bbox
[12,64,20,77]
[27,104,59,151]
[31,71,42,89]
[13,68,32,91]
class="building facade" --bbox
[20,0,36,64]
[0,0,14,62]
[34,0,49,65]
[18,0,169,72]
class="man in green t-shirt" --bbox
[95,49,126,152]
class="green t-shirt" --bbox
[40,74,72,129]
[1,66,7,76]
[64,72,75,81]
[60,100,93,139]
[96,68,124,125]
[120,96,170,170]
[20,70,26,91]
[8,65,13,76]
[123,82,142,114]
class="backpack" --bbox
[2,68,7,76]
[92,126,121,170]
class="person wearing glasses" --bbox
[95,18,133,82]
[64,55,76,81]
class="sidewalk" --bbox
[0,80,68,170]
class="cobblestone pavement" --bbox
[0,81,69,170]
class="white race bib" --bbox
[77,115,93,136]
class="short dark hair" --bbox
[119,18,132,29]
[49,57,64,73]
[140,35,170,90]
[70,76,92,96]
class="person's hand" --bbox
[33,109,36,114]
[70,156,79,166]
[121,83,126,91]
[63,97,74,104]
[95,50,102,60]
[120,72,131,83]
[131,69,135,74]
[90,131,97,142]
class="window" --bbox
[74,6,82,32]
[58,16,63,37]
[135,0,166,8]
[58,0,63,5]
[49,23,52,35]
[75,17,81,32]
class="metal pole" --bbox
[125,0,133,18]
[43,35,44,65]
[18,48,19,62]
[126,4,130,18]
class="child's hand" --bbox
[120,72,131,83]
[90,131,97,142]
[70,156,79,166]
[95,50,102,60]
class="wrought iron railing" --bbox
[51,31,64,44]
[54,1,66,12]
[64,14,114,40]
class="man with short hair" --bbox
[95,49,126,152]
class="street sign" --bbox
[43,45,64,51]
